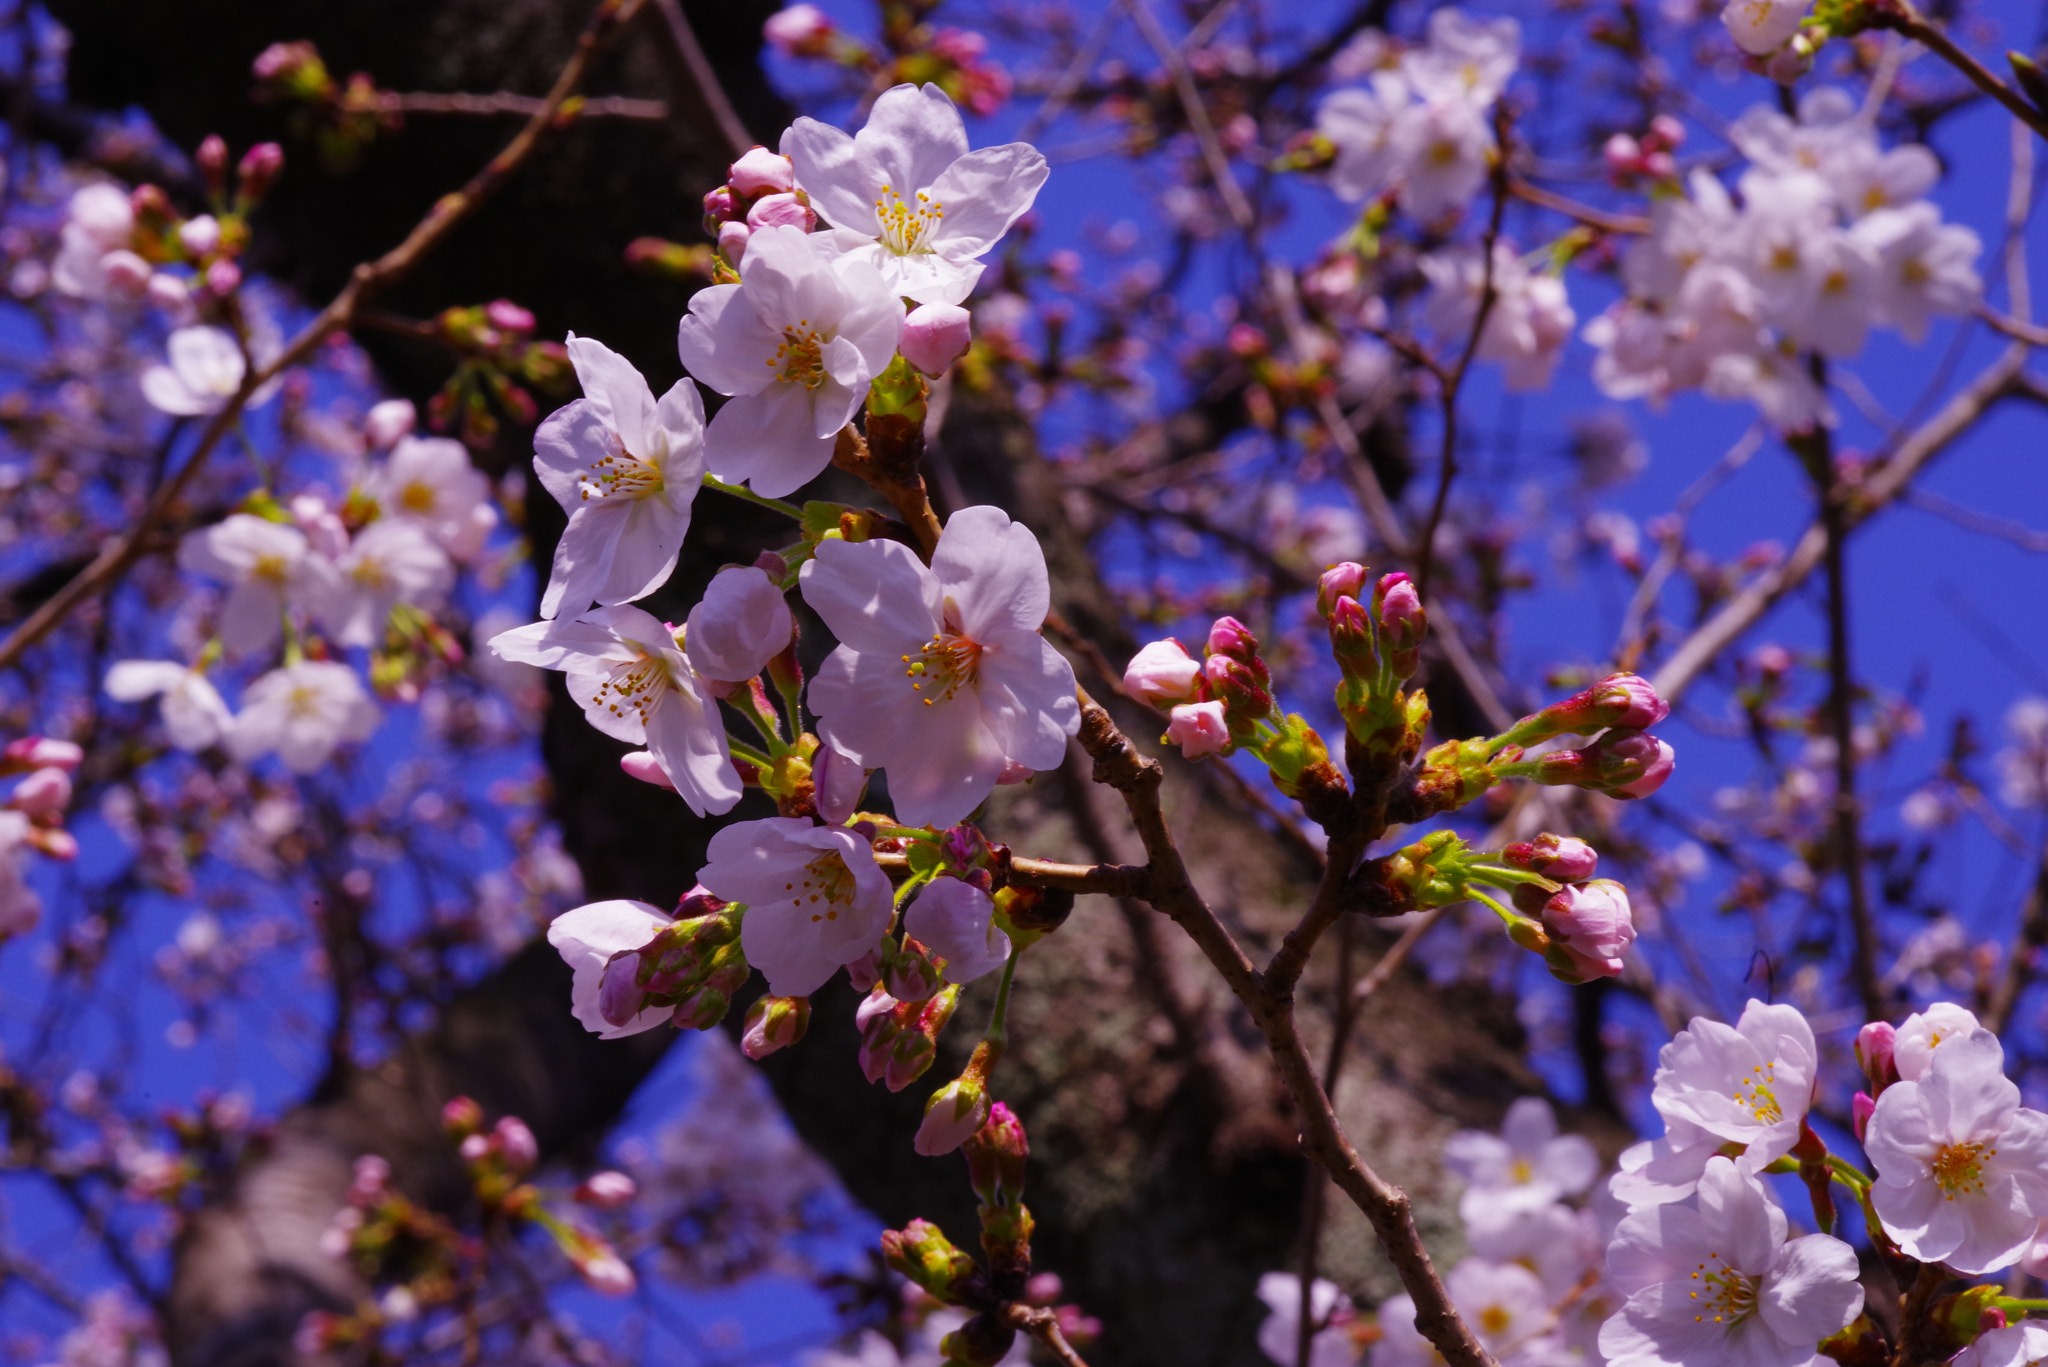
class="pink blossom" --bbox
[684,565,792,685]
[900,302,972,375]
[9,767,71,820]
[1540,878,1634,980]
[729,146,796,196]
[1165,700,1229,757]
[364,397,416,447]
[700,817,894,996]
[764,4,834,56]
[915,1075,990,1156]
[746,191,815,232]
[576,1171,637,1208]
[1123,639,1202,708]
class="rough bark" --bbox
[43,4,1629,1364]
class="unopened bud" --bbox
[764,3,836,57]
[671,986,730,1030]
[886,986,960,1091]
[881,1217,978,1302]
[718,219,750,266]
[940,1314,1020,1367]
[703,185,739,231]
[901,302,972,376]
[740,993,810,1059]
[178,215,222,258]
[1851,1090,1875,1143]
[237,143,284,203]
[1206,615,1258,663]
[1373,573,1425,677]
[620,750,677,790]
[996,884,1072,935]
[1500,833,1598,883]
[1203,653,1272,722]
[1536,879,1634,983]
[1165,700,1230,758]
[11,767,72,820]
[4,738,81,772]
[884,936,944,1003]
[746,191,815,231]
[1123,639,1201,708]
[575,1170,638,1208]
[442,1095,484,1138]
[1604,132,1642,178]
[364,397,416,448]
[1590,730,1675,799]
[1855,1021,1898,1091]
[1316,562,1368,617]
[205,258,242,295]
[494,1116,539,1174]
[728,146,796,197]
[485,299,535,335]
[196,135,230,197]
[962,1101,1028,1208]
[916,1073,992,1156]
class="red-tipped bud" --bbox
[1856,1021,1899,1091]
[1591,730,1675,798]
[1852,1090,1875,1142]
[702,185,739,231]
[1203,653,1272,722]
[237,143,284,204]
[916,1073,992,1156]
[1164,700,1230,758]
[884,936,945,1003]
[3,738,81,773]
[1205,615,1258,663]
[1373,573,1425,677]
[728,146,796,197]
[1500,832,1599,883]
[441,1096,484,1138]
[1328,595,1376,677]
[196,135,229,197]
[740,994,810,1059]
[1317,562,1368,617]
[1537,879,1634,982]
[494,1116,539,1174]
[963,1102,1028,1208]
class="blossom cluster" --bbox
[1585,89,1982,430]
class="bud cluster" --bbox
[704,145,813,271]
[594,887,750,1033]
[858,981,963,1092]
[1322,564,1433,779]
[422,299,572,450]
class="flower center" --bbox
[768,323,830,389]
[1478,1305,1511,1337]
[1730,1061,1782,1124]
[1509,1157,1534,1185]
[399,481,438,514]
[1901,257,1931,288]
[1687,1252,1758,1326]
[580,435,665,502]
[875,183,943,255]
[785,852,856,923]
[1932,1140,1993,1198]
[252,552,291,587]
[286,684,322,719]
[900,632,983,706]
[590,654,670,729]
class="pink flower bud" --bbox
[1316,562,1368,617]
[764,3,835,55]
[1024,1273,1063,1305]
[485,299,535,335]
[900,301,972,376]
[363,397,416,448]
[1647,115,1686,151]
[740,993,810,1059]
[746,191,815,231]
[442,1095,484,1137]
[237,143,285,202]
[1603,133,1642,177]
[178,215,222,258]
[4,738,81,772]
[1587,673,1670,730]
[1122,639,1201,708]
[1593,731,1675,799]
[1165,700,1230,758]
[576,1170,638,1208]
[148,273,192,312]
[494,1116,539,1174]
[1206,615,1257,662]
[101,250,151,293]
[729,146,796,197]
[812,742,867,824]
[10,767,71,820]
[350,1154,391,1198]
[196,135,229,192]
[1501,832,1598,882]
[685,566,792,684]
[1373,573,1426,651]
[914,1075,991,1156]
[1539,878,1634,980]
[579,1250,637,1296]
[845,947,884,992]
[1642,151,1677,180]
[619,750,678,791]
[718,219,750,265]
[962,1101,1028,1207]
[1855,1020,1898,1090]
[703,185,739,226]
[1852,1090,1876,1143]
[883,936,944,1003]
[205,258,242,295]
[459,1133,490,1163]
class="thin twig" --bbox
[1000,1304,1095,1367]
[1869,0,2048,146]
[1508,178,1648,235]
[650,0,756,159]
[1128,0,1259,233]
[1903,487,2048,553]
[0,0,655,672]
[379,91,667,119]
[1986,840,2048,1033]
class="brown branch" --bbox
[0,0,655,673]
[999,1303,1096,1367]
[1509,178,1649,235]
[649,0,756,159]
[871,848,1152,898]
[1648,344,2026,705]
[1869,0,2048,145]
[1128,0,1260,235]
[1987,842,2048,1033]
[1073,691,1496,1367]
[379,91,667,119]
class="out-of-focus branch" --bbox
[1000,1303,1096,1367]
[1868,0,2048,145]
[1128,0,1259,234]
[649,0,756,159]
[0,0,655,673]
[1509,178,1648,235]
[378,91,667,118]
[1987,844,2048,1033]
[1649,344,2027,704]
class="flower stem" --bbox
[726,736,775,769]
[701,473,803,520]
[985,946,1022,1049]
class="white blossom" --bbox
[1255,1272,1358,1367]
[676,224,902,497]
[377,436,497,559]
[1445,1096,1600,1227]
[801,507,1079,828]
[176,514,320,655]
[1649,999,1815,1169]
[104,661,233,751]
[700,817,893,997]
[548,899,675,1039]
[228,661,380,773]
[781,82,1047,306]
[307,519,454,649]
[141,326,248,416]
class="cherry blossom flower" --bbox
[1254,1272,1357,1367]
[176,514,319,654]
[548,899,676,1039]
[377,436,496,558]
[1394,97,1494,222]
[1318,71,1411,204]
[781,82,1048,305]
[1400,9,1520,105]
[104,661,234,751]
[1649,1000,1815,1169]
[1123,639,1202,708]
[1721,0,1811,56]
[1852,204,1982,343]
[141,326,250,416]
[1421,241,1575,391]
[228,661,380,773]
[534,335,706,620]
[1893,1001,1982,1081]
[698,817,893,996]
[489,606,742,818]
[676,224,902,497]
[1444,1258,1553,1361]
[904,876,1010,985]
[51,184,135,298]
[307,519,454,648]
[800,507,1079,828]
[900,301,972,376]
[1600,1156,1862,1367]
[684,565,793,685]
[1865,1026,2048,1274]
[1955,1322,2048,1367]
[1446,1097,1600,1226]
